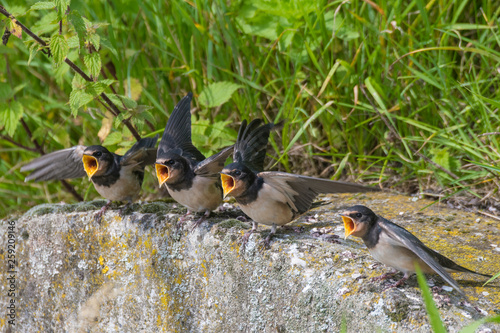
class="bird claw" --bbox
[94,201,112,223]
[382,275,409,291]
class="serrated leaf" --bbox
[83,53,101,80]
[199,81,242,108]
[67,35,79,49]
[108,94,137,110]
[50,34,68,66]
[55,0,70,21]
[102,131,122,146]
[85,82,106,97]
[99,79,115,86]
[30,1,55,10]
[9,19,22,39]
[113,112,127,128]
[0,101,24,136]
[68,10,86,49]
[89,33,100,51]
[69,89,93,116]
[71,74,86,89]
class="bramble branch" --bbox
[0,5,142,141]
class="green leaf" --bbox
[108,94,137,110]
[102,131,122,146]
[89,33,100,51]
[55,0,70,21]
[415,265,446,333]
[50,34,68,66]
[68,10,86,48]
[71,74,86,90]
[30,1,55,11]
[199,81,242,108]
[0,101,24,136]
[83,53,101,80]
[69,89,93,116]
[85,82,107,97]
[67,35,79,49]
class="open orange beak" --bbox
[82,155,98,179]
[341,215,356,239]
[155,164,170,187]
[220,173,235,198]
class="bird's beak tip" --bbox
[155,164,169,187]
[82,155,98,179]
[341,215,355,239]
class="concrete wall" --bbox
[1,192,498,332]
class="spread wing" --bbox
[378,219,466,295]
[194,145,234,176]
[21,146,88,181]
[157,92,205,162]
[121,135,159,168]
[259,171,377,215]
[234,119,278,172]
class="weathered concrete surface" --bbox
[1,192,499,332]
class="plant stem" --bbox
[0,5,142,141]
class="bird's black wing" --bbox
[194,145,234,177]
[259,171,377,215]
[157,92,205,162]
[378,219,467,295]
[234,119,278,172]
[121,135,159,168]
[21,146,88,181]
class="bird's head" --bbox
[82,146,113,179]
[155,152,188,187]
[340,205,377,239]
[220,163,253,198]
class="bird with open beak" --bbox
[341,205,491,295]
[155,92,233,230]
[220,119,378,248]
[21,135,158,221]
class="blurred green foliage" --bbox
[1,0,499,217]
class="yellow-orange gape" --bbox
[21,136,158,221]
[221,119,378,248]
[155,93,233,230]
[341,205,492,295]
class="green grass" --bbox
[1,0,500,217]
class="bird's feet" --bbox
[240,229,254,250]
[176,211,192,230]
[382,274,410,291]
[94,200,112,223]
[190,211,210,232]
[372,271,398,282]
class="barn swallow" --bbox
[21,135,158,220]
[221,119,377,247]
[155,92,233,230]
[341,205,491,295]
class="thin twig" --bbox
[477,210,500,221]
[0,5,142,141]
[1,135,39,152]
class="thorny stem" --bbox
[0,5,142,141]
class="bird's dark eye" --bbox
[355,213,362,218]
[167,160,175,165]
[93,151,102,157]
[234,170,241,176]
